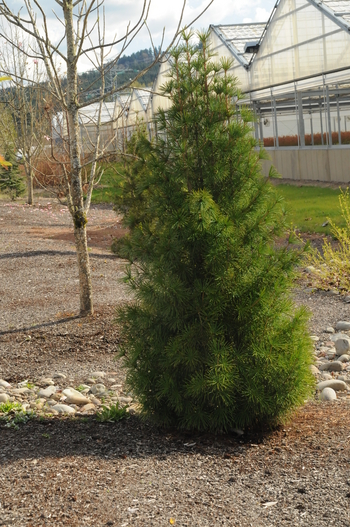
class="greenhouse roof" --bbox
[135,88,152,111]
[79,102,115,125]
[210,23,266,68]
[313,0,350,26]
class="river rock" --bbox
[336,321,350,331]
[52,372,67,379]
[40,378,55,386]
[310,336,319,342]
[324,327,335,334]
[91,371,106,378]
[319,361,344,372]
[12,388,32,395]
[320,373,332,380]
[118,396,133,404]
[38,386,57,398]
[0,393,9,403]
[62,388,90,405]
[330,333,348,342]
[310,365,320,375]
[91,384,107,396]
[338,354,350,363]
[320,387,337,401]
[0,380,11,389]
[316,379,347,391]
[338,376,350,384]
[335,338,350,355]
[51,404,76,415]
[80,403,96,412]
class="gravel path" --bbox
[1,197,350,527]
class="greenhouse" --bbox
[208,0,350,182]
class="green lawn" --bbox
[91,164,345,235]
[275,184,344,234]
[91,163,123,204]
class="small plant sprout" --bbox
[96,402,129,423]
[0,402,36,430]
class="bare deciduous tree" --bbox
[0,26,50,205]
[0,0,213,316]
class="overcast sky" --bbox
[9,0,276,71]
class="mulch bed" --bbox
[1,197,350,526]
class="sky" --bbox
[9,0,276,72]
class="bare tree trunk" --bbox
[27,168,34,205]
[74,223,93,316]
[64,0,93,316]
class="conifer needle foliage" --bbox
[115,31,314,433]
[0,149,24,200]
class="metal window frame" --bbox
[307,0,350,32]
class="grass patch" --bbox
[276,184,344,234]
[91,162,123,204]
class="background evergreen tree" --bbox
[0,149,25,200]
[115,31,314,433]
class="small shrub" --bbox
[306,188,350,292]
[115,31,314,433]
[96,402,129,422]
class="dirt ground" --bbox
[1,198,350,527]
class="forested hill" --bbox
[78,48,160,99]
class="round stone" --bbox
[324,327,335,334]
[40,378,55,386]
[335,338,350,355]
[309,365,320,375]
[62,388,90,405]
[0,393,9,403]
[51,404,76,415]
[91,384,107,396]
[80,403,96,413]
[91,371,106,378]
[336,321,350,331]
[38,386,57,398]
[319,361,344,372]
[338,354,350,363]
[0,380,11,389]
[52,373,67,379]
[317,379,347,391]
[118,396,133,404]
[320,387,337,401]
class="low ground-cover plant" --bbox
[115,31,314,433]
[96,402,129,422]
[306,189,350,292]
[0,401,35,429]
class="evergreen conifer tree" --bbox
[0,149,25,200]
[115,31,314,432]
